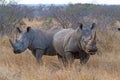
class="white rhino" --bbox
[53,23,98,66]
[9,27,60,63]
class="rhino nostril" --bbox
[93,47,97,51]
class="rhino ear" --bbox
[91,23,96,30]
[16,27,22,33]
[78,23,83,30]
[76,23,83,32]
[27,27,31,32]
[118,28,120,31]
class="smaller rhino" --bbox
[53,23,98,66]
[9,27,60,63]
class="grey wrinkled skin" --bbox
[9,27,61,64]
[53,23,98,66]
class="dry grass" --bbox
[0,20,120,80]
[21,18,60,30]
[22,18,44,28]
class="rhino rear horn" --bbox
[9,39,15,49]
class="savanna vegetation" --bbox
[0,0,120,80]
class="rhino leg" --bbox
[80,53,90,65]
[61,52,74,67]
[35,49,44,64]
[58,55,67,67]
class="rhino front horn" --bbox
[9,39,15,49]
[93,31,96,40]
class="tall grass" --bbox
[0,24,120,80]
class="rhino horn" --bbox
[16,27,22,33]
[92,31,96,41]
[9,39,15,49]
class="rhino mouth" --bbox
[89,52,96,55]
[14,50,22,54]
[86,49,97,55]
[9,39,24,54]
[13,48,25,54]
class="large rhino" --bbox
[9,27,60,63]
[53,23,98,66]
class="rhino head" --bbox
[9,27,32,54]
[77,23,97,55]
